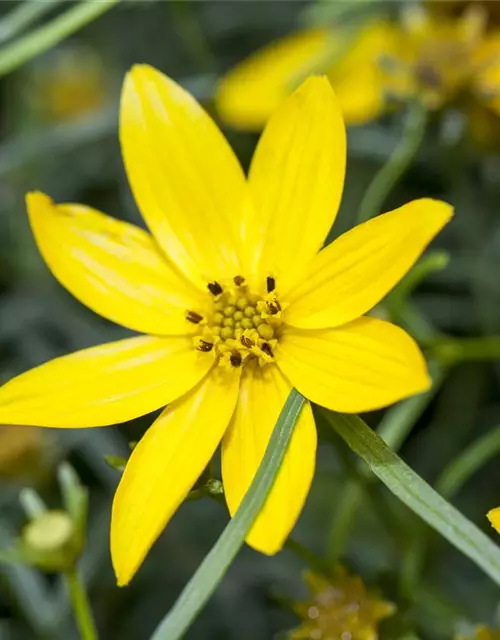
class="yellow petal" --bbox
[222,363,316,554]
[487,507,500,534]
[246,76,346,294]
[275,317,430,413]
[284,199,453,330]
[328,21,398,125]
[216,28,340,130]
[0,336,213,427]
[111,368,240,585]
[27,192,204,336]
[120,64,248,288]
[474,32,500,116]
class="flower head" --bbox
[290,566,395,640]
[0,66,451,585]
[458,626,500,640]
[216,7,500,128]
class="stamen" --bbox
[196,339,214,352]
[266,276,276,293]
[233,275,245,286]
[267,301,281,315]
[261,343,273,358]
[208,281,223,296]
[240,335,254,349]
[186,310,203,324]
[230,352,242,367]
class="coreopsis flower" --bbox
[290,566,395,640]
[458,625,500,640]
[216,8,500,129]
[487,507,500,534]
[0,66,451,585]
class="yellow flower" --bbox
[290,566,395,640]
[0,66,451,586]
[216,8,500,129]
[458,625,500,640]
[487,507,500,534]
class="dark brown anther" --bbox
[230,351,242,367]
[186,310,203,324]
[266,276,276,293]
[267,300,281,315]
[240,335,253,349]
[233,275,245,287]
[197,340,214,353]
[261,343,273,358]
[208,281,223,296]
[415,62,442,89]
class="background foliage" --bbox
[1,1,500,639]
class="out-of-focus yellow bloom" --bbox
[458,625,500,640]
[29,45,107,122]
[0,66,451,586]
[290,566,395,640]
[487,507,500,534]
[0,426,52,483]
[216,8,500,129]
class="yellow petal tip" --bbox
[487,507,500,534]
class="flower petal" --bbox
[111,368,241,585]
[327,21,398,125]
[275,317,430,413]
[222,363,316,554]
[216,28,340,130]
[284,199,453,330]
[474,31,500,116]
[120,64,248,287]
[246,75,346,294]
[27,192,204,336]
[0,336,213,427]
[487,507,500,535]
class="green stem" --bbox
[357,100,428,224]
[436,425,500,499]
[151,389,305,640]
[325,411,500,588]
[65,569,98,640]
[0,0,64,45]
[0,0,121,78]
[429,336,500,365]
[325,366,443,561]
[284,538,328,574]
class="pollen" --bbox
[191,277,283,367]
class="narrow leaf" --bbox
[151,389,305,640]
[324,410,500,587]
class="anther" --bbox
[230,352,242,367]
[240,335,254,349]
[261,343,273,358]
[233,275,245,287]
[186,310,203,324]
[266,276,276,293]
[197,340,214,352]
[267,300,281,315]
[208,281,223,296]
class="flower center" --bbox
[186,276,283,368]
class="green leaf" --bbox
[150,389,305,640]
[324,410,500,587]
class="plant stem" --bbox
[0,0,64,45]
[0,0,121,78]
[357,100,428,224]
[65,569,98,640]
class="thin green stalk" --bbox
[401,425,500,593]
[0,0,121,78]
[429,336,500,365]
[357,101,428,224]
[436,425,500,499]
[325,411,500,587]
[65,569,98,640]
[0,0,63,45]
[326,366,442,562]
[151,389,305,640]
[284,538,328,574]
